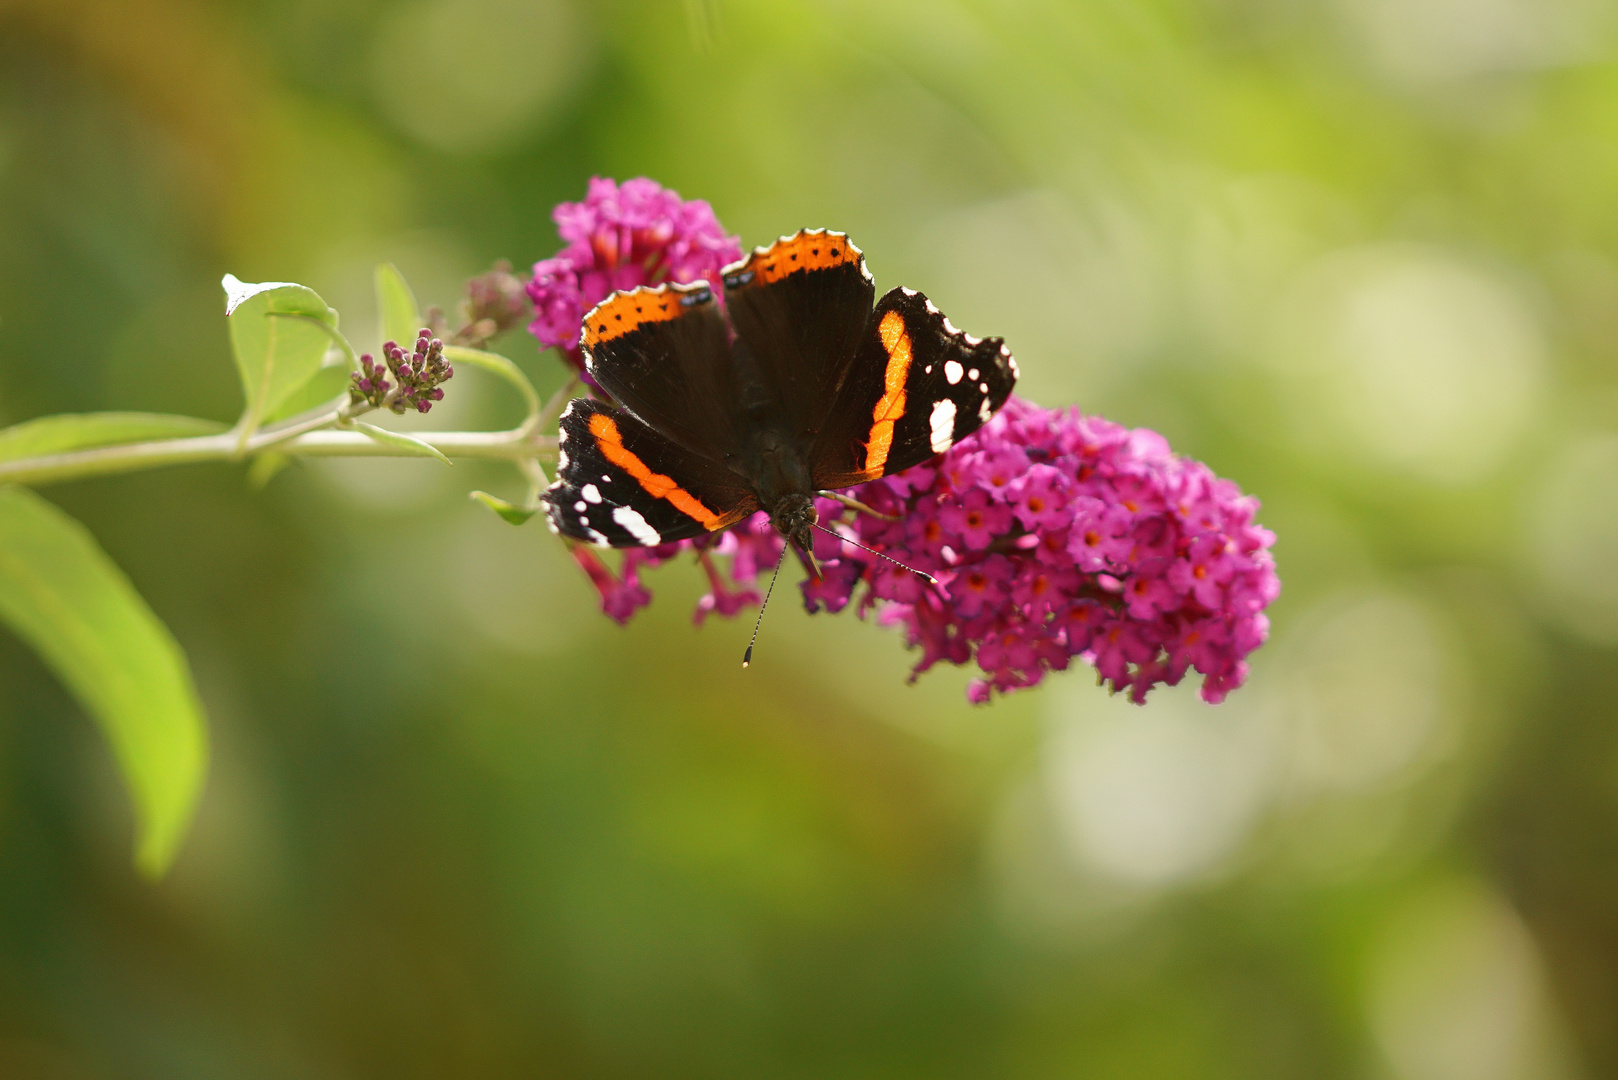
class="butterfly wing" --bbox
[581,280,743,468]
[809,287,1018,489]
[722,230,876,443]
[545,398,759,548]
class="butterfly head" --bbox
[767,493,822,581]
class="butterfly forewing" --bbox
[809,287,1018,489]
[580,281,742,467]
[546,398,759,548]
[722,230,876,443]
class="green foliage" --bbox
[375,262,422,346]
[0,265,524,879]
[222,275,340,439]
[0,486,206,876]
[470,489,538,525]
[0,412,226,462]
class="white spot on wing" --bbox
[585,528,610,547]
[557,449,570,469]
[979,397,993,422]
[929,399,957,453]
[924,299,940,314]
[944,360,964,385]
[900,286,917,297]
[574,500,586,512]
[942,317,959,334]
[582,483,602,503]
[612,505,661,546]
[967,368,979,381]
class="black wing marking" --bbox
[809,287,1018,489]
[722,229,876,443]
[581,280,743,468]
[545,397,759,548]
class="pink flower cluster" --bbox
[526,177,743,378]
[803,398,1279,704]
[570,398,1279,706]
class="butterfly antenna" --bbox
[742,543,789,668]
[811,523,938,584]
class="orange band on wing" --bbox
[729,230,863,286]
[862,310,911,475]
[588,412,725,529]
[582,283,710,349]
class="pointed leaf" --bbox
[352,422,453,465]
[470,490,538,525]
[0,413,226,464]
[0,487,207,876]
[376,263,423,348]
[222,274,338,438]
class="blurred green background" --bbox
[3,0,1618,1075]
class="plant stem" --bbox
[0,419,559,488]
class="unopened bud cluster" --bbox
[459,260,531,346]
[350,329,454,414]
[349,353,393,409]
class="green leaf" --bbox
[222,274,339,440]
[470,490,538,525]
[441,345,541,422]
[0,413,226,464]
[0,487,207,876]
[376,263,423,347]
[264,363,351,424]
[352,422,453,465]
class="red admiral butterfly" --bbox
[544,229,1018,569]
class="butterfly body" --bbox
[545,230,1018,564]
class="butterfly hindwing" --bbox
[810,287,1018,489]
[581,280,742,467]
[546,398,759,548]
[722,230,876,441]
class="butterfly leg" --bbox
[816,490,900,522]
